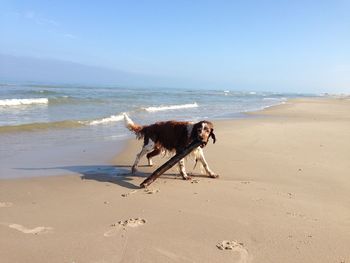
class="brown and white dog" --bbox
[123,114,218,180]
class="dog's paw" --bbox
[182,175,192,180]
[209,173,219,178]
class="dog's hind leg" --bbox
[132,139,155,174]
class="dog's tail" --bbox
[123,113,143,137]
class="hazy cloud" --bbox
[37,18,60,27]
[23,10,59,27]
[63,33,78,39]
[16,10,77,40]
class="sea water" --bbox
[0,83,314,178]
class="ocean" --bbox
[0,83,314,178]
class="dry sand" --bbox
[0,98,349,263]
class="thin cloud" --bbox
[23,10,59,27]
[63,33,78,39]
[20,10,74,39]
[37,18,60,27]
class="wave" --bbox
[27,90,59,95]
[0,120,84,133]
[262,97,287,101]
[0,96,106,108]
[87,113,125,125]
[143,103,198,112]
[48,96,105,105]
[0,113,125,132]
[0,98,48,107]
[48,96,76,105]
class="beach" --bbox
[1,97,349,262]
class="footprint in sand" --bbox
[104,218,146,237]
[144,188,159,194]
[121,189,159,197]
[121,190,138,197]
[8,224,53,235]
[116,218,147,228]
[0,202,13,208]
[217,240,251,263]
[286,211,306,218]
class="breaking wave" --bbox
[143,103,198,112]
[0,98,49,107]
[0,112,126,132]
[262,97,287,101]
[87,114,124,125]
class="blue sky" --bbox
[1,1,350,93]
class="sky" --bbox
[1,0,350,93]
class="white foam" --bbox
[144,103,198,112]
[0,98,49,106]
[88,114,124,125]
[263,97,287,101]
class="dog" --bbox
[123,113,218,180]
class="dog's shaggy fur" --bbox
[123,114,218,179]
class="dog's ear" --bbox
[210,129,216,144]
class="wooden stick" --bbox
[140,140,202,188]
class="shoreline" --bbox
[0,97,300,181]
[0,96,337,182]
[1,97,350,263]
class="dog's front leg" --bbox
[178,158,191,180]
[197,148,219,178]
[131,148,146,174]
[132,139,155,174]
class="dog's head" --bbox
[191,121,216,147]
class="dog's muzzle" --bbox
[200,140,208,148]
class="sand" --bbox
[0,97,349,263]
